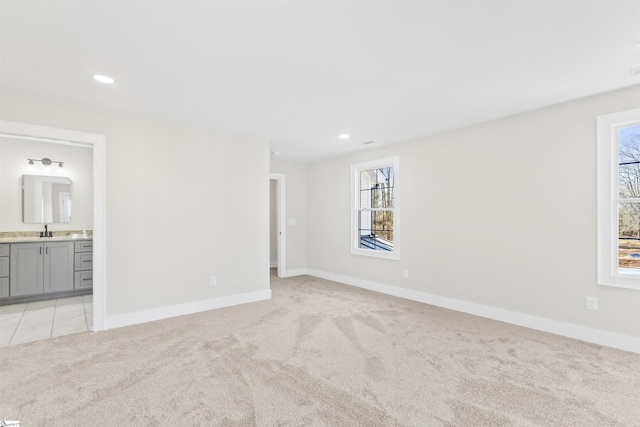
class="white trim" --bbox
[270,260,278,268]
[351,156,400,260]
[305,269,640,354]
[596,109,640,290]
[280,268,307,277]
[0,120,107,331]
[270,173,286,277]
[0,121,104,145]
[105,289,272,330]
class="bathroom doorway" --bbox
[0,120,106,337]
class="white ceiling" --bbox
[1,1,639,162]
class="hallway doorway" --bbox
[270,174,285,277]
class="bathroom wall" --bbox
[0,136,93,232]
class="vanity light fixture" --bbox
[27,157,64,168]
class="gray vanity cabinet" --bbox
[10,241,74,297]
[10,243,43,296]
[74,240,93,289]
[44,242,75,293]
[0,244,9,298]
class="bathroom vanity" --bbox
[0,235,92,305]
[0,169,94,305]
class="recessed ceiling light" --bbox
[94,75,115,84]
[339,133,350,139]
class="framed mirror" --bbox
[22,174,72,223]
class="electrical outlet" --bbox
[209,276,217,287]
[586,296,598,311]
[403,269,409,279]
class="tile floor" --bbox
[0,294,92,347]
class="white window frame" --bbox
[351,156,400,260]
[597,108,640,290]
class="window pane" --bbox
[619,202,640,270]
[618,125,640,198]
[360,167,394,208]
[371,188,394,208]
[358,210,393,251]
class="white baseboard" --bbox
[280,268,307,278]
[105,289,272,330]
[306,269,640,354]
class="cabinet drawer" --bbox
[0,256,9,277]
[75,253,93,271]
[74,271,93,289]
[0,277,8,298]
[74,240,93,253]
[0,244,9,257]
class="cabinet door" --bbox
[0,277,9,298]
[0,256,9,277]
[10,243,44,296]
[44,241,74,293]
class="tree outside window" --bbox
[618,125,640,271]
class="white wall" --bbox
[0,137,93,232]
[0,90,270,318]
[306,85,640,339]
[270,158,306,273]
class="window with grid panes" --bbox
[597,109,640,290]
[351,157,400,259]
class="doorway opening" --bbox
[0,120,106,335]
[270,173,285,277]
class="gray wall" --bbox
[305,85,640,338]
[1,90,270,317]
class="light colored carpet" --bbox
[1,272,639,426]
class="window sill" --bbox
[598,269,640,290]
[351,248,400,260]
[617,267,640,279]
